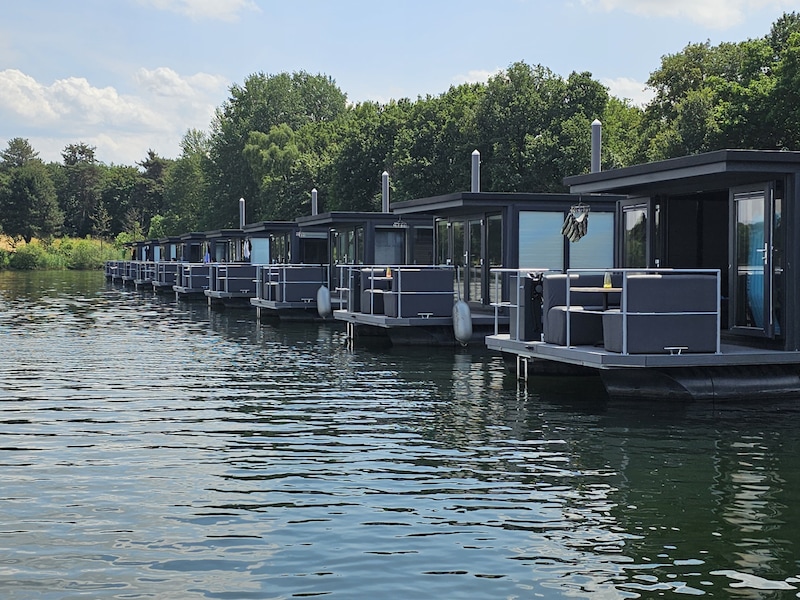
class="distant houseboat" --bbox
[247,220,336,322]
[487,149,800,400]
[294,208,434,332]
[151,235,182,293]
[172,232,211,299]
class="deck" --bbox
[486,333,800,369]
[336,308,503,346]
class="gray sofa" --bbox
[384,268,454,318]
[602,273,718,354]
[542,273,620,345]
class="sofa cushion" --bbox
[603,312,718,353]
[603,273,719,353]
[544,306,604,346]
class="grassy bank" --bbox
[0,237,126,270]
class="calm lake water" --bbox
[2,270,800,599]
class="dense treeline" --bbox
[1,13,798,247]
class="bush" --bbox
[69,239,105,270]
[9,243,46,269]
[4,237,125,270]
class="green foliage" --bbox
[9,243,47,269]
[205,70,348,227]
[0,137,39,169]
[641,11,800,158]
[3,237,124,271]
[0,160,63,242]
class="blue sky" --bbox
[1,0,795,165]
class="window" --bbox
[622,204,648,268]
[518,211,564,270]
[569,212,613,269]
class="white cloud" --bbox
[602,76,655,106]
[137,0,260,22]
[453,69,501,86]
[0,68,229,164]
[580,0,797,28]
[134,67,228,98]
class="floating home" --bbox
[486,149,800,400]
[295,206,435,333]
[128,240,160,289]
[203,228,257,308]
[173,232,211,299]
[151,235,183,293]
[332,190,619,346]
[247,217,336,322]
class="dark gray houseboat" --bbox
[172,232,210,299]
[297,208,438,339]
[150,236,182,292]
[247,219,335,322]
[334,190,618,346]
[486,149,800,400]
[202,228,258,308]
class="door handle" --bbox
[756,244,769,264]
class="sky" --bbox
[1,0,796,166]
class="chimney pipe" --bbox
[311,188,318,215]
[471,150,480,192]
[239,197,245,228]
[591,119,602,173]
[382,171,390,213]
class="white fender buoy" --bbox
[317,285,332,318]
[452,300,472,346]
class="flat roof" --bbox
[565,149,800,195]
[295,211,431,228]
[391,191,620,215]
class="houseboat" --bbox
[173,232,210,300]
[296,204,434,333]
[151,235,182,293]
[334,189,618,346]
[203,228,257,308]
[126,239,159,290]
[247,218,338,322]
[486,149,800,400]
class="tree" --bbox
[60,143,103,236]
[161,129,212,232]
[769,31,800,148]
[475,63,609,191]
[0,138,39,170]
[392,83,483,200]
[638,14,800,158]
[327,100,413,211]
[133,149,171,233]
[0,160,63,242]
[98,165,140,236]
[206,71,348,227]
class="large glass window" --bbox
[518,211,564,270]
[435,219,448,265]
[569,212,613,269]
[374,228,404,265]
[468,219,482,302]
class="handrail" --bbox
[335,264,456,315]
[489,268,552,337]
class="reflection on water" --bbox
[1,271,800,598]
